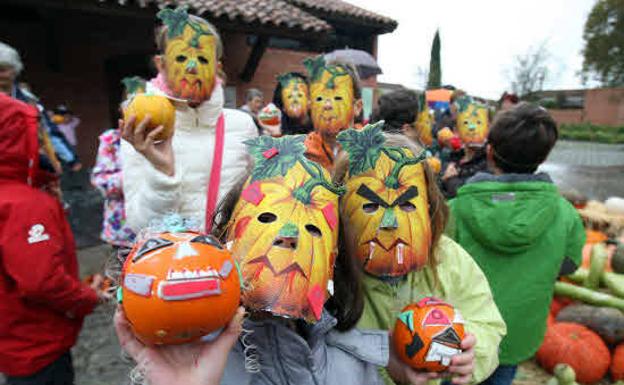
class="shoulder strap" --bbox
[205,113,225,232]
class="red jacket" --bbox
[0,94,98,376]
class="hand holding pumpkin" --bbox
[446,332,476,385]
[120,116,175,176]
[114,306,245,385]
[387,331,441,385]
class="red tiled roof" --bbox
[99,0,396,33]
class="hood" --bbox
[455,172,560,254]
[0,93,54,187]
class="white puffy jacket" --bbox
[121,82,257,232]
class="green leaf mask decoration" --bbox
[157,6,212,48]
[277,72,304,89]
[242,135,344,204]
[303,55,349,89]
[455,95,474,113]
[337,122,428,189]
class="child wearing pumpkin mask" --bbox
[303,55,363,170]
[121,7,257,233]
[272,72,313,135]
[333,123,506,385]
[114,135,422,385]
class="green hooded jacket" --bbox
[358,235,507,384]
[447,173,585,365]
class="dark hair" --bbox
[374,89,419,132]
[499,92,519,105]
[322,59,363,100]
[272,72,313,135]
[488,102,558,173]
[211,168,364,331]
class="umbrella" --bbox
[324,48,382,79]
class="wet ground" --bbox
[1,140,622,385]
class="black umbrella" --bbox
[324,48,382,79]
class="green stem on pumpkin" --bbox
[381,148,426,189]
[293,159,344,204]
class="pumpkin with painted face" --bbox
[305,56,355,136]
[415,95,434,146]
[456,96,489,146]
[278,73,309,120]
[393,297,465,372]
[158,8,218,104]
[120,231,240,345]
[337,122,431,278]
[227,135,342,323]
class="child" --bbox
[446,103,586,385]
[334,123,506,385]
[272,72,312,135]
[0,93,104,384]
[114,135,414,385]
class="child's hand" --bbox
[120,116,175,177]
[446,332,476,385]
[114,306,244,385]
[442,163,458,181]
[387,332,440,385]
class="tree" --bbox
[427,30,441,89]
[581,0,624,87]
[509,44,549,98]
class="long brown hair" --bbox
[211,165,364,331]
[333,133,449,274]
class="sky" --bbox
[347,0,597,99]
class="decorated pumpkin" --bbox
[337,122,431,277]
[123,93,176,141]
[455,95,489,146]
[536,322,610,384]
[157,7,218,104]
[392,297,465,372]
[426,156,442,174]
[305,55,355,136]
[227,135,342,323]
[258,103,281,126]
[278,72,309,120]
[612,343,624,381]
[120,231,240,345]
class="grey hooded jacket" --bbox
[221,311,389,385]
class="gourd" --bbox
[612,343,624,381]
[612,243,624,274]
[556,304,624,344]
[123,93,176,141]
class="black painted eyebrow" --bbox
[356,184,389,207]
[391,186,419,207]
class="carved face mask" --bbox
[227,135,342,323]
[305,56,355,136]
[415,108,434,147]
[456,96,489,146]
[279,75,309,120]
[158,8,217,104]
[337,123,431,278]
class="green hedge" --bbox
[559,123,624,144]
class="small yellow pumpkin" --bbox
[426,157,441,174]
[124,94,176,141]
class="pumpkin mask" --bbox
[337,122,431,278]
[157,7,217,104]
[305,55,355,137]
[227,135,343,323]
[415,96,434,147]
[456,96,489,146]
[278,73,309,120]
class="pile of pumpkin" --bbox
[537,240,624,384]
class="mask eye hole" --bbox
[198,56,209,64]
[363,203,379,214]
[258,212,277,223]
[399,202,416,212]
[316,96,323,102]
[175,55,187,63]
[305,224,322,238]
[463,120,469,125]
[334,96,343,101]
[477,120,482,125]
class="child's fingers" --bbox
[451,372,473,385]
[146,125,165,143]
[460,333,476,350]
[114,309,144,359]
[450,349,474,367]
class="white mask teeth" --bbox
[397,243,404,265]
[368,241,375,260]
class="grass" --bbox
[559,123,624,144]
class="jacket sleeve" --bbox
[1,198,97,318]
[40,107,78,164]
[437,237,507,384]
[565,205,586,267]
[91,132,123,198]
[121,139,183,232]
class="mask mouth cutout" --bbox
[272,236,298,250]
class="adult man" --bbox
[121,8,257,232]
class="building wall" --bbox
[584,88,624,126]
[547,109,584,125]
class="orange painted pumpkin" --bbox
[392,297,465,372]
[612,343,624,381]
[120,231,240,345]
[123,93,176,141]
[536,322,610,384]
